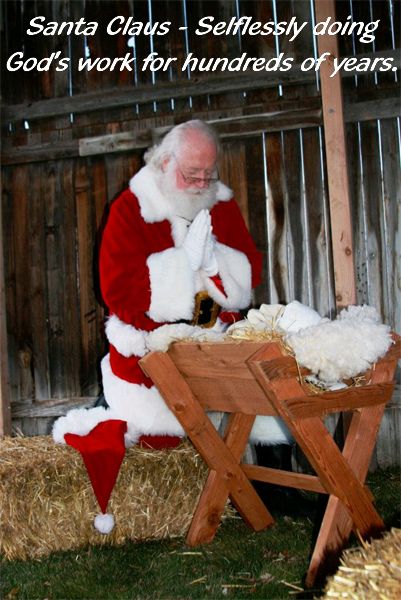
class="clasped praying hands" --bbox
[182,209,218,276]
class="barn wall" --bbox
[1,0,400,466]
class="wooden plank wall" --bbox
[1,0,400,465]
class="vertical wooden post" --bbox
[314,0,357,308]
[0,195,12,436]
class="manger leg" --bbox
[186,469,230,545]
[141,352,274,546]
[305,404,386,587]
[187,413,275,545]
[224,413,276,533]
[289,417,383,533]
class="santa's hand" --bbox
[182,209,210,271]
[202,228,218,276]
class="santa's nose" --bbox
[194,178,209,189]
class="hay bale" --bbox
[323,528,401,599]
[0,436,211,561]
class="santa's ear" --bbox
[161,157,170,172]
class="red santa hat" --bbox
[64,419,127,534]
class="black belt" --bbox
[181,291,221,329]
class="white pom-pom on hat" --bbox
[94,513,115,534]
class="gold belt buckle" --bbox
[191,291,220,328]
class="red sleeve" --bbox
[210,199,263,288]
[99,190,157,330]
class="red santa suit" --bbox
[53,165,291,447]
[99,164,261,443]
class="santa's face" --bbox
[159,135,219,220]
[173,135,218,192]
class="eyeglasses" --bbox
[173,154,219,186]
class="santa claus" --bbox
[53,120,290,532]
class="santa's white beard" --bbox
[157,166,218,221]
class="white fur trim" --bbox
[129,166,232,224]
[53,406,111,443]
[51,405,138,445]
[146,322,225,352]
[215,180,233,201]
[250,416,292,445]
[209,410,291,444]
[105,315,148,358]
[287,315,392,383]
[94,513,115,534]
[147,247,195,322]
[201,242,252,310]
[146,323,198,352]
[101,355,185,438]
[130,166,171,223]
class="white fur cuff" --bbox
[146,323,198,352]
[146,322,226,352]
[250,416,292,445]
[202,243,252,310]
[105,315,148,357]
[147,247,195,322]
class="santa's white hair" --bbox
[144,119,221,170]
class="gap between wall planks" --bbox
[314,0,357,309]
[0,196,12,436]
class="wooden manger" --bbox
[140,334,401,587]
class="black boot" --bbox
[255,443,293,471]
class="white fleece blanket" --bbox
[287,305,392,382]
[231,302,393,384]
